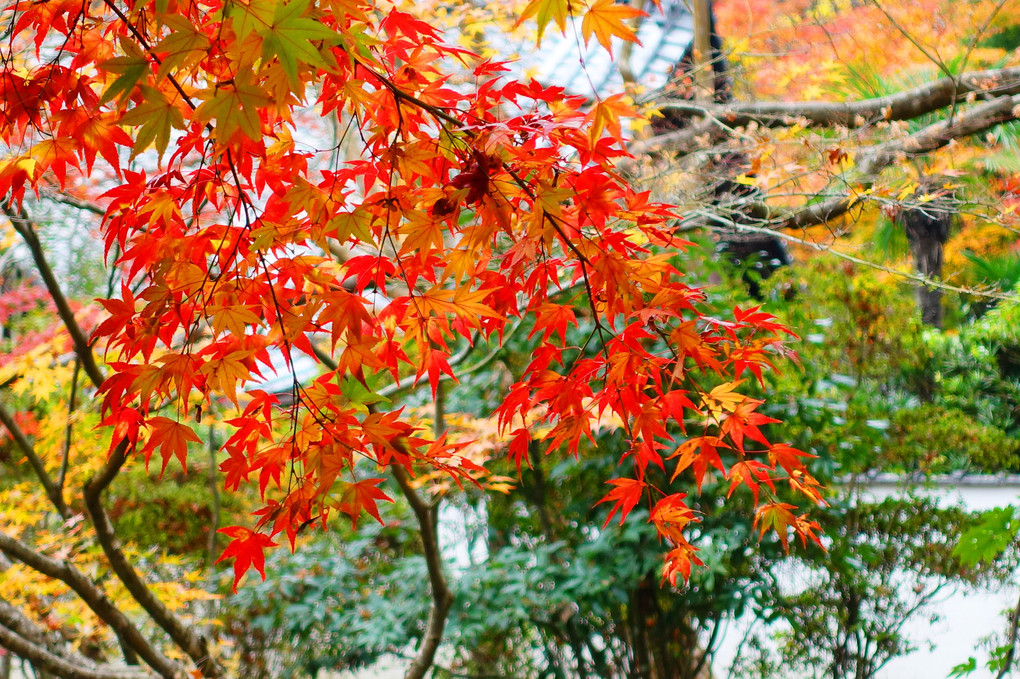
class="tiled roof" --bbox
[498,0,693,98]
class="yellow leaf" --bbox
[703,380,747,415]
[415,286,499,327]
[517,0,569,45]
[589,94,636,143]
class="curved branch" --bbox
[996,585,1020,679]
[3,207,204,675]
[392,464,454,679]
[715,93,1020,233]
[0,398,69,517]
[0,597,50,646]
[632,65,1020,156]
[0,531,181,678]
[38,190,106,217]
[692,211,1012,300]
[83,440,223,679]
[0,597,143,673]
[2,204,105,389]
[0,622,153,679]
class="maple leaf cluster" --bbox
[0,0,824,590]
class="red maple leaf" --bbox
[216,527,278,592]
[595,477,645,527]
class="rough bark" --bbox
[901,198,952,327]
[0,623,154,679]
[632,66,1020,156]
[0,532,182,678]
[392,465,454,679]
[681,93,1020,235]
[0,398,68,517]
[2,205,105,389]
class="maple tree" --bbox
[0,0,829,677]
[5,0,1018,673]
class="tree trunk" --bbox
[900,189,953,328]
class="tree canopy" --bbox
[2,0,1020,677]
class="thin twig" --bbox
[692,209,1014,300]
[691,93,1020,237]
[996,586,1020,679]
[56,357,80,496]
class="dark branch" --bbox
[83,440,223,678]
[391,463,454,679]
[702,94,1020,233]
[0,398,69,517]
[2,204,105,389]
[38,190,106,217]
[0,621,154,679]
[0,597,50,646]
[57,357,82,495]
[632,65,1020,156]
[0,531,181,678]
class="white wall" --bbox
[712,479,1020,679]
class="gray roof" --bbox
[500,0,693,97]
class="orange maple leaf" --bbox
[668,436,727,491]
[754,502,798,551]
[581,0,645,53]
[337,477,392,527]
[141,417,202,473]
[661,539,704,587]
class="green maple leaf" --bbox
[119,85,185,158]
[516,0,569,45]
[226,0,277,41]
[100,40,149,104]
[194,71,272,143]
[153,15,211,82]
[260,0,339,87]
